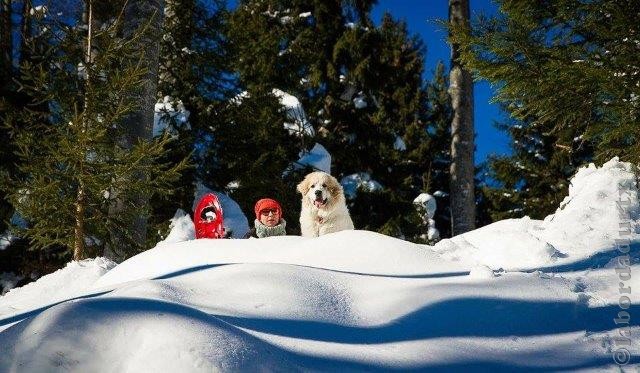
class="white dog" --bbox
[297,171,354,237]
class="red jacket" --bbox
[194,193,225,239]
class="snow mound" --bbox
[433,158,640,270]
[0,297,297,372]
[539,157,640,257]
[94,230,460,288]
[468,265,495,279]
[0,258,116,319]
[435,218,564,270]
[2,158,639,370]
[160,209,195,244]
[1,215,639,369]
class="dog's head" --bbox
[297,171,344,210]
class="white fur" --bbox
[297,171,355,237]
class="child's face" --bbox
[259,208,279,227]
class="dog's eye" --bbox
[322,183,326,187]
[311,184,315,188]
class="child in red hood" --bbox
[194,193,227,239]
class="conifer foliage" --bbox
[450,0,640,220]
[153,0,230,233]
[3,2,186,260]
[224,1,454,241]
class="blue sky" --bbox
[371,0,510,164]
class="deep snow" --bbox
[0,158,639,371]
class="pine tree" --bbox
[4,3,186,260]
[224,1,454,241]
[323,13,449,241]
[221,0,333,231]
[478,107,593,222]
[153,0,230,230]
[0,1,69,282]
[0,0,15,234]
[450,0,640,166]
[448,0,640,221]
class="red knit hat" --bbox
[254,198,282,220]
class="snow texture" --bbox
[353,93,367,109]
[153,96,191,137]
[272,88,315,137]
[433,157,640,270]
[160,209,195,244]
[231,89,314,137]
[340,172,384,200]
[414,193,440,241]
[394,135,407,151]
[414,193,437,219]
[1,158,639,371]
[287,142,331,175]
[0,258,116,329]
[0,232,14,251]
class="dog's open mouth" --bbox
[314,197,328,208]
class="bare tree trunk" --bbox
[73,185,86,260]
[123,0,164,143]
[118,0,165,248]
[0,0,11,82]
[73,0,98,261]
[448,0,475,235]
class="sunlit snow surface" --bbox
[1,158,639,371]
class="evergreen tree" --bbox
[449,0,640,175]
[225,1,454,241]
[154,0,230,227]
[479,108,592,222]
[221,0,333,231]
[327,13,433,240]
[3,3,186,260]
[448,0,639,220]
[0,0,16,234]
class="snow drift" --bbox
[0,158,639,371]
[434,157,640,270]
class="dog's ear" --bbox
[297,177,309,195]
[327,175,342,197]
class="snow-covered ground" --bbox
[0,158,639,371]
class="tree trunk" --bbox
[73,185,86,260]
[73,0,97,260]
[118,0,165,249]
[448,0,475,235]
[123,0,164,143]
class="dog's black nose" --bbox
[315,190,322,197]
